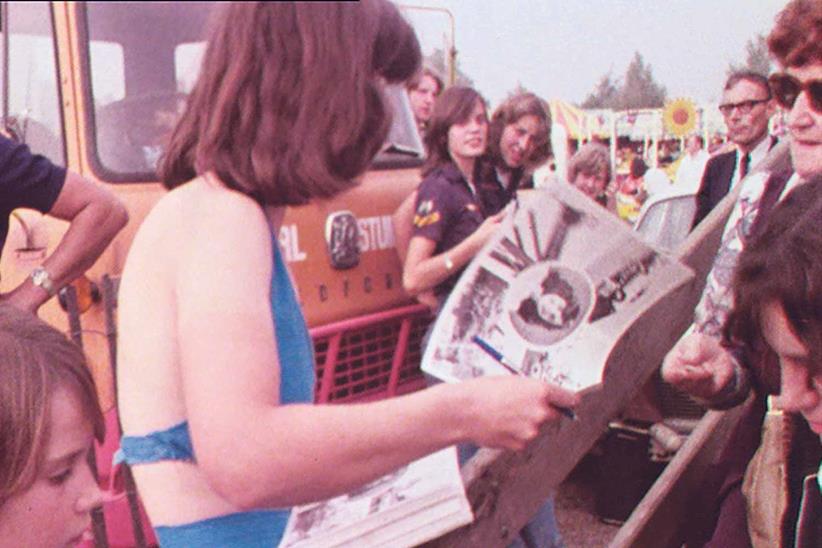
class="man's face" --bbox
[720,79,774,149]
[785,62,822,179]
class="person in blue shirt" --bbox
[0,135,127,313]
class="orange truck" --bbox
[1,1,432,407]
[1,3,430,544]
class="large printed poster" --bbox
[423,184,694,393]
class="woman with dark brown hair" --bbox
[402,86,506,304]
[116,3,578,546]
[403,86,566,548]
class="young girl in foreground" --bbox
[0,305,105,547]
[115,2,578,546]
[724,177,822,547]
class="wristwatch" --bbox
[30,266,56,297]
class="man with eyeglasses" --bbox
[691,72,777,228]
[662,0,822,546]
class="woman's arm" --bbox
[402,211,504,295]
[176,192,575,510]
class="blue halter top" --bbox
[116,241,315,547]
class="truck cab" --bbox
[1,1,431,410]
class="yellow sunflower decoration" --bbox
[663,97,697,137]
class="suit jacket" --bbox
[691,149,737,229]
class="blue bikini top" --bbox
[117,240,315,465]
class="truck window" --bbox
[0,2,65,164]
[84,2,214,180]
[83,3,422,183]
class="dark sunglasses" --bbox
[768,72,822,113]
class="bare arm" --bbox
[3,171,128,312]
[402,211,504,295]
[176,197,576,510]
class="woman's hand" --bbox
[471,210,506,248]
[454,376,579,451]
[661,333,736,400]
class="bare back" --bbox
[117,175,278,525]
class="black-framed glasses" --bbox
[718,98,770,116]
[768,72,822,114]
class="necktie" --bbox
[739,152,751,180]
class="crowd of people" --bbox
[0,0,820,547]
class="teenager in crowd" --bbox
[402,85,565,548]
[402,86,504,305]
[115,3,577,546]
[566,141,614,210]
[407,66,443,138]
[480,92,552,214]
[723,179,821,547]
[0,305,106,546]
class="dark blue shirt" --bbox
[412,163,490,298]
[0,135,66,255]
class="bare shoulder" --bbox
[151,177,267,238]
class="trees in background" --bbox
[426,47,474,88]
[727,33,771,77]
[581,52,667,110]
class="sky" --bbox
[402,0,790,109]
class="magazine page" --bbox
[279,446,472,548]
[422,184,694,393]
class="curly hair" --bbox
[725,175,822,380]
[159,1,421,206]
[421,86,487,175]
[486,93,552,170]
[0,305,104,506]
[767,0,822,68]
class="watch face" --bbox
[31,267,53,293]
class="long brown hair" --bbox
[160,1,421,205]
[486,92,552,170]
[0,306,105,506]
[422,86,486,176]
[725,176,822,386]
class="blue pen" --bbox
[471,335,578,421]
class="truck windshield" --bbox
[84,2,422,182]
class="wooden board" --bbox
[608,399,753,548]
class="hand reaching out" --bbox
[661,333,737,401]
